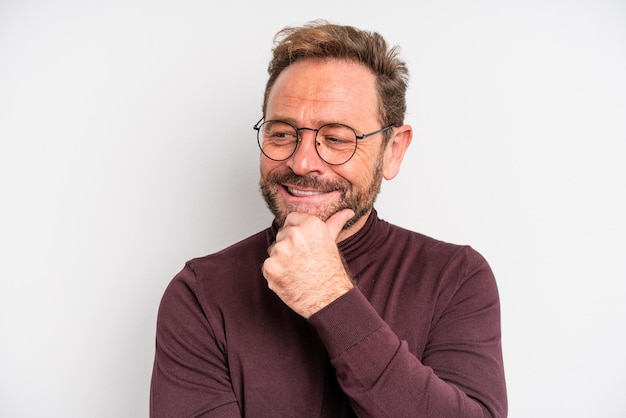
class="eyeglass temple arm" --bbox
[253,116,265,130]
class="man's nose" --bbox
[286,130,326,175]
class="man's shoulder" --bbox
[383,220,488,268]
[164,227,274,304]
[385,221,465,252]
[186,227,273,274]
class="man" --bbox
[151,21,507,417]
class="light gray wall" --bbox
[1,1,624,416]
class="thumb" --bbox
[325,208,355,240]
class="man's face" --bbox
[259,58,387,238]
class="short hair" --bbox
[262,20,409,137]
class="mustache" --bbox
[263,173,350,193]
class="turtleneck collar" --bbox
[268,209,391,262]
[337,209,390,261]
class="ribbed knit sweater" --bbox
[150,210,507,417]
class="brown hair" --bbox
[262,20,409,137]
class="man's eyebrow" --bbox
[268,116,355,128]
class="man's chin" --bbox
[275,208,339,225]
[272,205,362,229]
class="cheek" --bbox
[339,151,381,184]
[332,164,371,190]
[259,157,283,177]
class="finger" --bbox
[275,214,301,242]
[283,212,307,227]
[325,208,355,240]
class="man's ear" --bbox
[382,125,413,180]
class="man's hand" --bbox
[262,209,355,319]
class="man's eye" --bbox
[271,132,295,140]
[326,136,350,144]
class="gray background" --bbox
[1,0,625,416]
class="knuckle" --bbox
[262,258,282,280]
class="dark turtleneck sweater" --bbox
[150,210,507,417]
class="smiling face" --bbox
[259,58,394,240]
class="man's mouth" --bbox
[285,186,328,197]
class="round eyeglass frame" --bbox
[253,117,393,166]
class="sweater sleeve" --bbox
[150,265,241,418]
[308,248,507,418]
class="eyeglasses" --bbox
[253,117,393,166]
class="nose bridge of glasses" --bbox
[295,126,320,143]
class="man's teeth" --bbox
[287,187,325,196]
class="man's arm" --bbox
[309,249,507,418]
[150,266,241,418]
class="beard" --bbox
[259,155,384,230]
